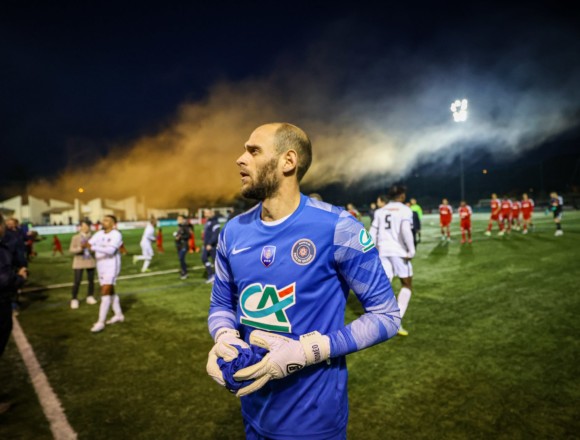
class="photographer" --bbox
[174,215,192,280]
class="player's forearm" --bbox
[327,302,401,357]
[90,245,119,255]
[401,223,415,258]
[208,308,238,340]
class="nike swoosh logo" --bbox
[232,246,252,255]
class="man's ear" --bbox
[281,149,298,175]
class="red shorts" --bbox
[500,212,511,220]
[490,214,500,221]
[460,221,471,230]
[440,218,451,227]
[522,212,532,220]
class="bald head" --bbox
[257,123,311,182]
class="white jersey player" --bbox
[133,217,157,273]
[370,186,416,336]
[88,215,125,332]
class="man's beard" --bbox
[241,157,280,201]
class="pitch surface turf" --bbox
[1,214,579,439]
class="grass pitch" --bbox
[1,214,579,439]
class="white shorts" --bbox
[140,241,154,259]
[96,258,121,286]
[379,256,413,281]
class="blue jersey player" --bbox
[206,123,401,439]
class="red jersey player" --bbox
[498,196,513,236]
[52,235,64,256]
[511,200,521,231]
[156,227,164,253]
[439,198,453,241]
[188,228,198,253]
[520,193,535,234]
[485,193,502,236]
[458,201,472,244]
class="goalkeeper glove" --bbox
[206,328,249,387]
[233,330,330,397]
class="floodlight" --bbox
[450,98,468,122]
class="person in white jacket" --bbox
[370,185,416,336]
[88,215,124,333]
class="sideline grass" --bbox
[1,214,579,439]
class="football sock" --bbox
[398,287,412,318]
[112,295,123,316]
[462,231,466,241]
[134,255,146,261]
[142,259,150,271]
[98,295,112,323]
[556,223,562,230]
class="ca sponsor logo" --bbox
[359,229,375,252]
[240,282,296,332]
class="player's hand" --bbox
[205,245,212,251]
[233,330,330,397]
[206,329,250,387]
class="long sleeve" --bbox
[208,228,238,339]
[401,221,415,258]
[89,231,122,256]
[327,212,400,358]
[69,235,82,255]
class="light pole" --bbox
[450,98,468,201]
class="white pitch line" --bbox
[12,316,77,440]
[22,266,206,293]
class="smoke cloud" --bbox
[30,19,580,207]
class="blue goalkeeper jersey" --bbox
[208,194,400,439]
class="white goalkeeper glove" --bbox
[206,328,249,387]
[233,330,330,397]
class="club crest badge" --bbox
[261,246,276,267]
[291,239,316,265]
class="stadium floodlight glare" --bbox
[450,98,468,122]
[450,98,469,200]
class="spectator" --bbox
[69,220,97,309]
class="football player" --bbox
[485,193,503,236]
[549,191,564,236]
[458,201,473,244]
[371,185,415,336]
[439,198,453,241]
[498,195,513,236]
[520,193,535,234]
[133,217,157,273]
[88,215,124,332]
[511,199,521,231]
[206,123,400,439]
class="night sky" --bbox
[2,1,579,207]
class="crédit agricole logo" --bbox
[240,282,296,332]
